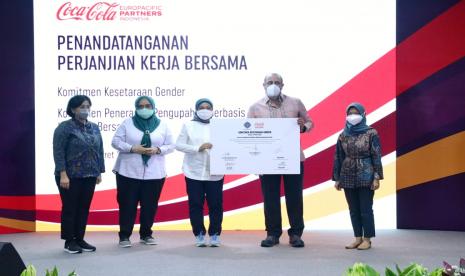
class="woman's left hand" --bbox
[148,147,161,155]
[371,179,380,190]
[96,175,102,185]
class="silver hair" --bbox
[263,73,283,84]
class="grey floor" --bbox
[2,230,464,276]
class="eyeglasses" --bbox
[137,104,153,109]
[266,80,282,85]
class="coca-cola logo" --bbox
[57,2,119,21]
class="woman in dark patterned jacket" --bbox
[53,95,105,254]
[333,102,383,250]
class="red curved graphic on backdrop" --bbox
[36,174,246,211]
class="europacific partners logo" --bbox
[56,2,163,21]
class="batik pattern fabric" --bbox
[332,128,383,189]
[53,119,105,178]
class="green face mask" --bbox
[136,108,154,119]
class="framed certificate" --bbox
[210,118,300,174]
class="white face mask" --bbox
[136,108,154,119]
[196,109,213,121]
[346,114,363,125]
[76,109,89,120]
[266,84,281,98]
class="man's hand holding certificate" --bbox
[210,118,300,174]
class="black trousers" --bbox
[55,176,96,241]
[344,187,375,238]
[185,177,224,236]
[116,174,165,240]
[259,162,304,238]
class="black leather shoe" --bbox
[260,236,279,247]
[289,235,305,248]
[76,239,96,252]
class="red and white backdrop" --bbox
[3,0,464,234]
[32,0,397,231]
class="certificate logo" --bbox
[254,122,264,129]
[244,122,251,129]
